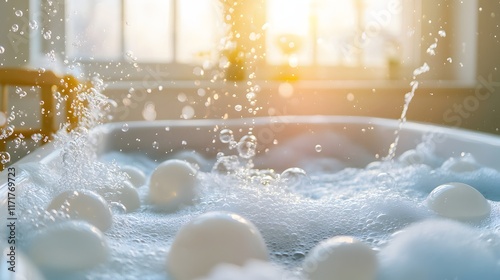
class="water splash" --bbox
[384,41,435,161]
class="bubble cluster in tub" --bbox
[6,126,500,280]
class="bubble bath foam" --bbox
[2,116,500,280]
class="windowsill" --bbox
[104,79,477,91]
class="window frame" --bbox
[39,0,422,82]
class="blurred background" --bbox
[0,0,499,134]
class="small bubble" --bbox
[181,105,195,119]
[447,57,453,63]
[110,202,127,215]
[0,46,4,54]
[11,24,19,32]
[0,152,11,164]
[237,134,258,159]
[246,92,256,100]
[152,141,159,149]
[197,88,206,97]
[15,10,23,17]
[0,126,14,140]
[315,144,322,152]
[31,133,43,143]
[193,67,204,76]
[43,30,52,40]
[177,93,187,102]
[219,129,234,143]
[29,20,38,30]
[438,30,446,37]
[280,167,308,188]
[121,123,129,132]
[234,104,242,112]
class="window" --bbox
[266,0,404,67]
[48,0,416,80]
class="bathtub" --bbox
[2,115,500,279]
[3,115,500,205]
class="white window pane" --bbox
[316,0,358,66]
[177,0,223,64]
[124,0,173,62]
[66,0,121,60]
[362,0,403,67]
[266,0,404,68]
[266,0,313,66]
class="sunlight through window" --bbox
[64,0,407,79]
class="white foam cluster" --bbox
[378,219,500,280]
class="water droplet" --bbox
[15,10,23,17]
[121,123,129,132]
[0,152,11,164]
[110,202,127,215]
[43,30,52,40]
[219,129,234,143]
[31,133,43,143]
[142,102,157,121]
[315,144,322,152]
[246,92,256,100]
[15,86,27,97]
[181,105,195,119]
[237,134,258,159]
[29,20,38,30]
[193,67,204,76]
[0,126,14,140]
[177,93,187,102]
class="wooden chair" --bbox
[0,68,85,168]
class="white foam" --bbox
[378,219,500,280]
[11,134,500,279]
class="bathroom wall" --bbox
[1,0,499,135]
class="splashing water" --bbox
[384,30,446,161]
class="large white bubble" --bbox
[166,211,269,280]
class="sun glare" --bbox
[268,0,311,36]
